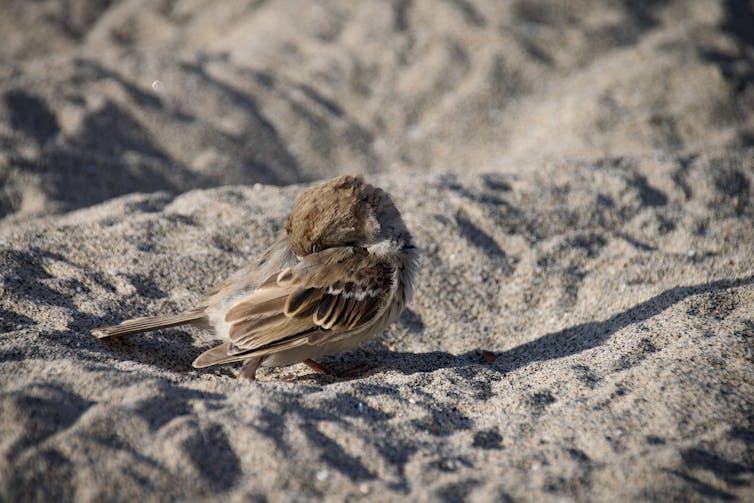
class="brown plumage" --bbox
[91,176,417,380]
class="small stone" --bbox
[482,350,497,363]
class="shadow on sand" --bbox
[336,274,754,379]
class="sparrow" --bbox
[91,175,417,380]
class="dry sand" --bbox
[1,1,753,501]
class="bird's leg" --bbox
[239,356,264,380]
[302,358,336,376]
[302,359,373,378]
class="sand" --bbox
[1,1,753,501]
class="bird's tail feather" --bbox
[91,310,206,339]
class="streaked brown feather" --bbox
[251,328,326,355]
[314,294,338,326]
[218,248,395,361]
[307,330,333,345]
[341,298,362,328]
[193,342,247,368]
[349,297,382,329]
[285,287,321,316]
[228,312,287,340]
[321,295,347,329]
[225,290,288,322]
[231,316,314,348]
[195,326,322,368]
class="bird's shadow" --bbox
[307,274,754,382]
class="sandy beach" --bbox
[1,1,753,501]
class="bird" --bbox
[91,175,418,380]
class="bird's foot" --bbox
[302,359,372,378]
[238,356,264,380]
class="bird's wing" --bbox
[193,247,394,367]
